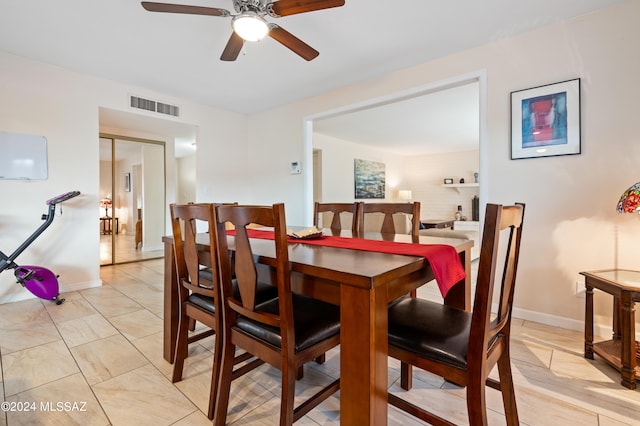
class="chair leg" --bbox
[497,350,519,426]
[400,362,413,390]
[466,376,488,426]
[172,312,190,383]
[206,323,224,420]
[188,317,196,331]
[315,354,326,364]
[213,339,236,426]
[280,363,296,426]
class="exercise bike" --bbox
[0,190,80,305]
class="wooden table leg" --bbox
[613,296,622,340]
[620,291,637,389]
[339,284,388,425]
[443,248,471,311]
[584,283,594,360]
[163,239,178,363]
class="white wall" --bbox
[244,1,640,331]
[404,150,479,220]
[0,51,248,303]
[176,155,196,204]
[313,133,405,202]
[313,135,480,220]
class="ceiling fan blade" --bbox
[268,0,345,17]
[141,2,230,17]
[220,32,244,61]
[268,25,319,61]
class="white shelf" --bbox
[441,182,479,193]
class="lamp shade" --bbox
[398,190,412,200]
[617,182,640,214]
[232,12,269,41]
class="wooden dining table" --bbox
[162,230,473,425]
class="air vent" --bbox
[130,96,180,117]
[157,102,180,117]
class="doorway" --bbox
[302,71,487,223]
[99,134,166,265]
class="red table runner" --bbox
[228,229,466,298]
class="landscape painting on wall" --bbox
[354,159,385,199]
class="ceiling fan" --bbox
[141,0,345,61]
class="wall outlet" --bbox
[576,281,586,298]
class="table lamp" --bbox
[100,197,112,218]
[617,182,640,214]
[398,190,412,202]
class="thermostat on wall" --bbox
[290,161,301,174]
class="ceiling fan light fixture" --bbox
[232,12,269,41]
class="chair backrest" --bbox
[469,203,525,362]
[360,202,421,237]
[214,203,291,333]
[313,202,361,233]
[170,203,219,301]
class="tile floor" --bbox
[100,234,163,266]
[0,259,639,425]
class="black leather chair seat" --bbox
[236,294,340,353]
[388,298,472,370]
[188,292,216,312]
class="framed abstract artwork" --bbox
[354,159,385,199]
[511,78,581,160]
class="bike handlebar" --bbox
[46,191,80,205]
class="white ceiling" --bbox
[314,81,480,156]
[0,0,625,156]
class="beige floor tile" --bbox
[509,337,553,369]
[70,334,149,385]
[54,290,84,302]
[56,313,119,348]
[79,284,125,300]
[130,331,174,376]
[108,308,162,340]
[5,373,108,426]
[175,366,274,421]
[43,298,99,324]
[170,410,212,426]
[92,364,196,425]
[2,340,79,396]
[598,414,636,426]
[3,260,640,425]
[0,299,47,326]
[504,384,598,426]
[82,293,144,318]
[510,356,640,424]
[0,315,61,354]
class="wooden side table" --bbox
[580,269,640,389]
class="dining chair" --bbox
[361,202,421,300]
[359,202,421,238]
[386,203,525,425]
[313,202,362,233]
[213,203,341,426]
[169,203,276,419]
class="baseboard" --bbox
[509,305,640,341]
[0,279,103,305]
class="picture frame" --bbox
[124,172,131,192]
[510,78,581,160]
[354,159,385,199]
